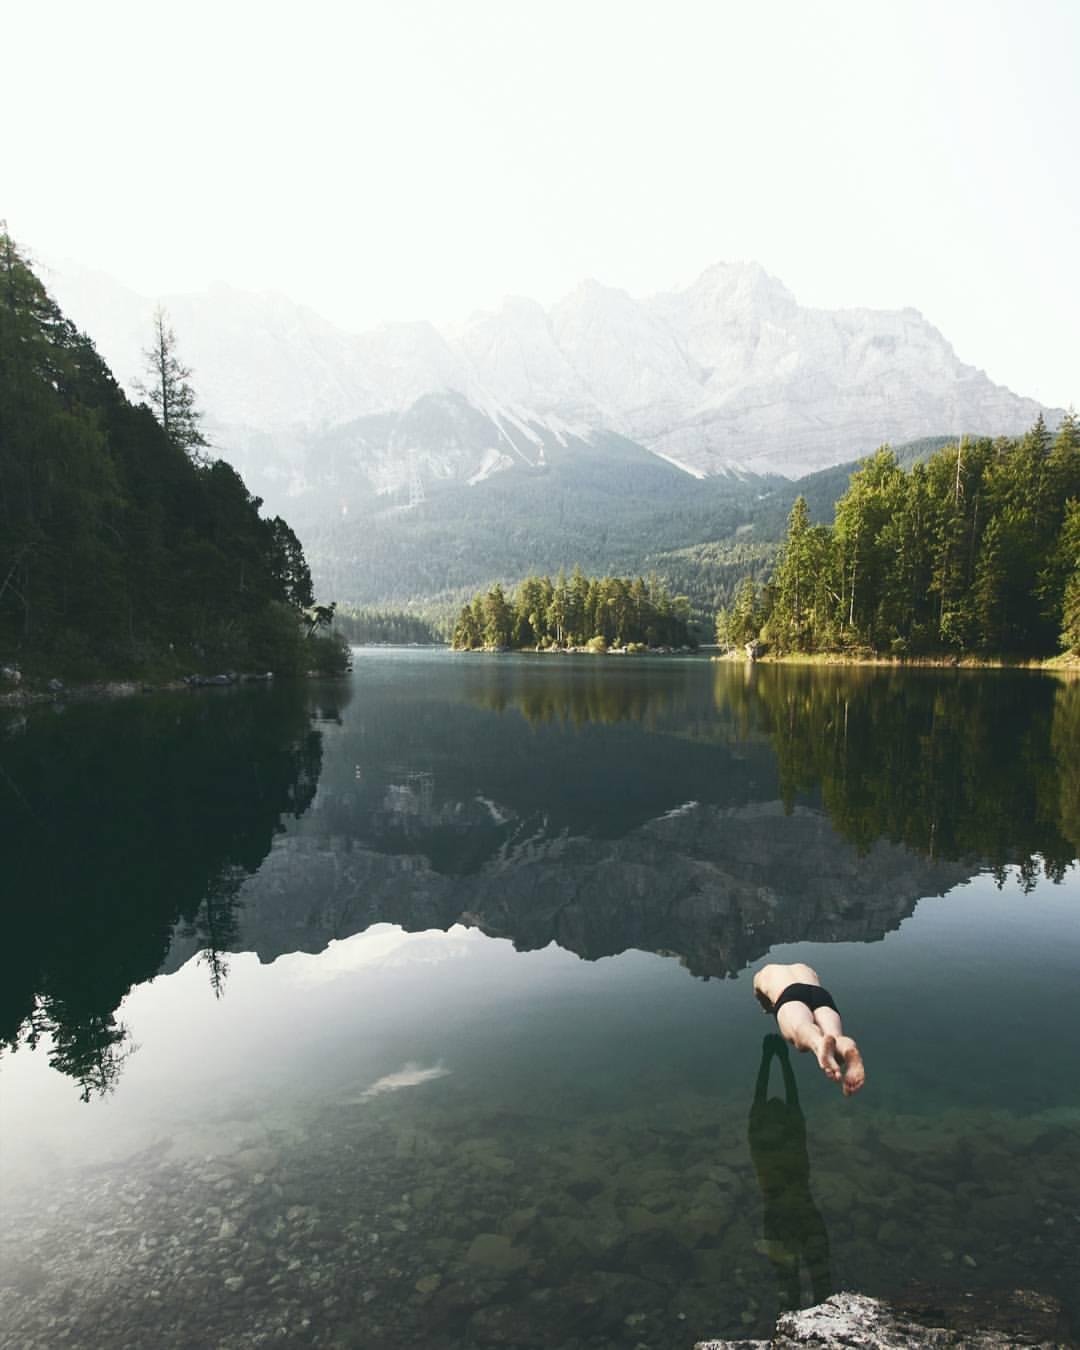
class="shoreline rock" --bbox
[695,1288,1070,1348]
[0,671,292,708]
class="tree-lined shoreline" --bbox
[711,648,1079,672]
[5,225,1077,684]
[716,417,1080,663]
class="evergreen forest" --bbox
[333,607,444,645]
[718,418,1080,658]
[0,231,345,681]
[452,570,694,651]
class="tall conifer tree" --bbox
[135,306,209,462]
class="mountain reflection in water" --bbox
[1,653,1078,1099]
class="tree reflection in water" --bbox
[0,685,326,1100]
[714,664,1080,883]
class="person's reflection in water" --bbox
[748,1033,832,1311]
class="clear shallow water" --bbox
[1,652,1078,1348]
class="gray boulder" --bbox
[696,1289,1065,1348]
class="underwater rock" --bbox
[559,1270,664,1329]
[500,1206,538,1238]
[465,1232,531,1272]
[467,1296,561,1346]
[229,1145,279,1175]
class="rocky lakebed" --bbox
[2,1078,1077,1350]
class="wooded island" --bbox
[452,571,694,651]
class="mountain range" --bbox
[44,258,1061,608]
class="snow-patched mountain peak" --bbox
[45,256,1057,488]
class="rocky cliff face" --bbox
[47,259,1055,499]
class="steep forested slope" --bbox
[0,232,335,680]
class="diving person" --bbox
[752,962,865,1096]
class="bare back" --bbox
[753,962,822,1008]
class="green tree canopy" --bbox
[733,423,1080,658]
[452,571,694,650]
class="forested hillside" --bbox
[303,430,781,615]
[720,419,1080,656]
[644,437,958,618]
[0,232,343,681]
[303,423,967,627]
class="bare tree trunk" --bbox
[953,437,963,505]
[848,526,859,630]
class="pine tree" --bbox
[135,306,209,462]
[770,496,812,651]
[547,570,569,646]
[568,565,589,642]
[267,517,314,609]
[973,514,1008,650]
[1046,411,1080,517]
[730,576,759,645]
[482,584,512,648]
[453,603,481,649]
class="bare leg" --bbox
[812,1007,865,1096]
[835,1036,865,1095]
[776,1004,842,1084]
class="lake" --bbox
[1,650,1078,1349]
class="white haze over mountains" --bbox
[47,257,1055,509]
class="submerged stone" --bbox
[465,1232,530,1271]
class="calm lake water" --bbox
[1,651,1078,1348]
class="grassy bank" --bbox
[710,648,1080,672]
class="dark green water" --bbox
[1,651,1078,1349]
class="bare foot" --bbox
[837,1039,865,1096]
[815,1033,842,1084]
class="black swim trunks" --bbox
[772,982,839,1017]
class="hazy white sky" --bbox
[4,0,1077,406]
